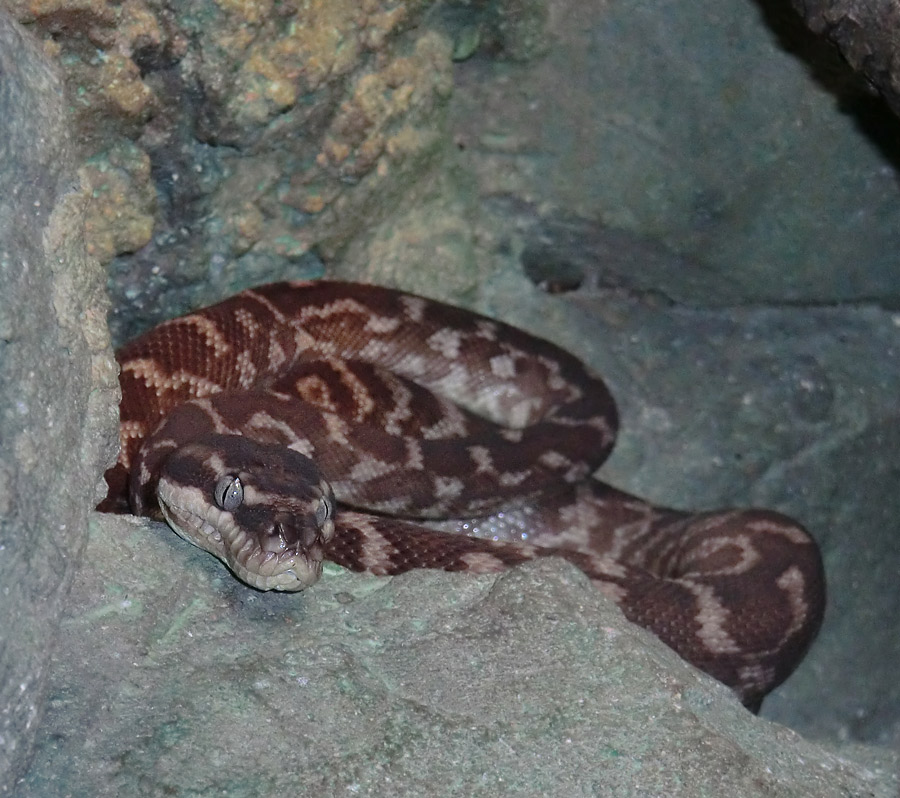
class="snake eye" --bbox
[314,496,332,527]
[215,475,244,511]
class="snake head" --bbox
[155,434,336,591]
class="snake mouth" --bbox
[157,482,327,591]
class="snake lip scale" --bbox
[100,279,826,711]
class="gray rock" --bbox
[0,12,118,792]
[17,514,898,797]
[449,0,900,305]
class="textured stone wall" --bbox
[0,13,118,792]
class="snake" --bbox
[99,279,826,711]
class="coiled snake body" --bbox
[101,280,825,710]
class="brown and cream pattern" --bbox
[100,280,825,711]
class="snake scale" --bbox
[100,280,825,710]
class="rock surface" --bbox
[0,11,118,793]
[444,0,900,306]
[16,514,898,797]
[11,0,453,344]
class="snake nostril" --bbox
[299,523,320,550]
[260,522,289,553]
[265,516,320,552]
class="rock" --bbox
[9,0,454,345]
[0,11,118,792]
[17,514,898,797]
